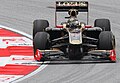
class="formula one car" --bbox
[33,1,116,62]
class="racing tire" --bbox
[33,32,50,61]
[68,45,83,60]
[98,31,116,62]
[33,19,49,38]
[94,19,111,31]
[98,31,115,50]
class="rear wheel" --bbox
[94,19,111,31]
[68,45,83,60]
[33,19,49,38]
[33,32,50,61]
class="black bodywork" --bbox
[33,1,116,62]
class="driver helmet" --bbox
[68,9,78,17]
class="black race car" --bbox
[33,1,116,62]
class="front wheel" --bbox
[98,31,116,62]
[33,32,50,61]
[98,31,115,50]
[68,45,83,60]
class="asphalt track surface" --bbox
[0,0,120,83]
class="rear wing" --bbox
[55,1,89,26]
[56,1,88,12]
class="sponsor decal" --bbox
[0,37,32,47]
[0,75,23,83]
[9,55,35,64]
[56,1,88,7]
[12,57,34,61]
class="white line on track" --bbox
[0,25,49,83]
[0,25,32,39]
[11,62,48,83]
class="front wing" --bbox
[34,49,116,62]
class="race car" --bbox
[33,1,116,62]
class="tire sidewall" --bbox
[33,32,50,54]
[98,31,114,50]
[94,19,111,31]
[33,20,49,38]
